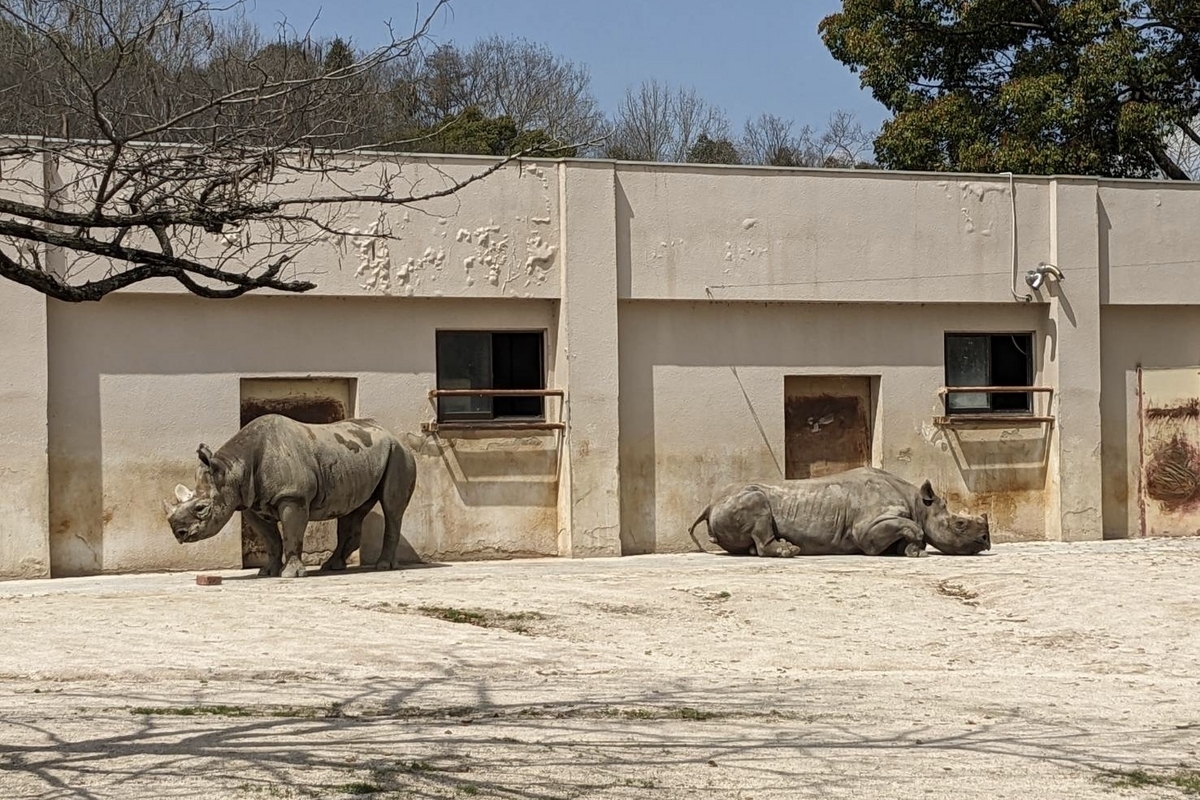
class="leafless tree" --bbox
[0,0,581,302]
[605,79,731,163]
[396,34,603,150]
[462,35,604,147]
[741,109,876,168]
[1164,114,1200,180]
[741,113,804,167]
[807,109,875,168]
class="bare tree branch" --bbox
[0,0,586,302]
[604,79,730,162]
[741,110,876,168]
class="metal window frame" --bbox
[942,331,1036,416]
[433,329,549,423]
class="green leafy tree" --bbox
[418,105,573,156]
[820,0,1200,179]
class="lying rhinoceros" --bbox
[688,467,990,558]
[163,414,417,578]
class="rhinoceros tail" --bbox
[687,506,712,552]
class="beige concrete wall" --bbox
[615,165,1053,303]
[555,163,622,557]
[9,150,1200,577]
[618,300,1052,554]
[0,283,49,578]
[1100,306,1200,539]
[0,152,51,578]
[46,294,560,576]
[1098,182,1200,305]
[45,154,565,301]
[1042,180,1103,542]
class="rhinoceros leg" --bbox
[243,510,284,577]
[859,512,927,558]
[709,488,801,558]
[373,445,417,571]
[277,499,310,578]
[320,505,371,572]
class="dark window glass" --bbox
[944,333,1033,414]
[436,331,545,422]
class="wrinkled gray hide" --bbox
[689,467,990,558]
[163,414,417,578]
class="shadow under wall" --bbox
[615,175,634,299]
[618,321,656,556]
[617,175,657,554]
[615,302,970,555]
[1096,198,1130,539]
[47,300,103,577]
[1097,194,1111,306]
[46,294,557,575]
[941,424,1051,493]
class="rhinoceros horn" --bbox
[174,484,195,503]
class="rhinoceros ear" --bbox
[174,483,195,503]
[919,479,937,506]
[197,444,213,467]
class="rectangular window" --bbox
[435,330,546,422]
[944,333,1034,414]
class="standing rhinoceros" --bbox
[688,467,990,558]
[163,414,417,578]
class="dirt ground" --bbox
[1,539,1199,800]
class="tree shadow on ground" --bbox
[1,670,1194,800]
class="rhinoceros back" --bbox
[221,415,402,521]
[764,467,910,554]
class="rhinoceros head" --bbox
[162,444,238,544]
[916,479,991,555]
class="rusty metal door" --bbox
[239,378,355,568]
[1138,367,1200,537]
[784,375,873,480]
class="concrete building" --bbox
[2,152,1199,579]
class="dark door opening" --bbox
[784,375,873,480]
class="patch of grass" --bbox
[414,605,547,634]
[934,579,979,606]
[619,708,656,720]
[236,784,289,797]
[1100,767,1200,794]
[388,704,477,720]
[457,784,479,795]
[675,706,718,721]
[129,704,325,719]
[713,591,731,600]
[549,705,726,721]
[132,705,252,717]
[420,606,487,625]
[337,782,381,795]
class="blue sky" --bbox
[242,0,890,134]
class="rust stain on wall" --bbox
[240,397,346,427]
[1144,433,1200,509]
[1146,399,1200,420]
[783,376,873,482]
[1137,367,1200,537]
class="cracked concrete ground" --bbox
[1,538,1199,799]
